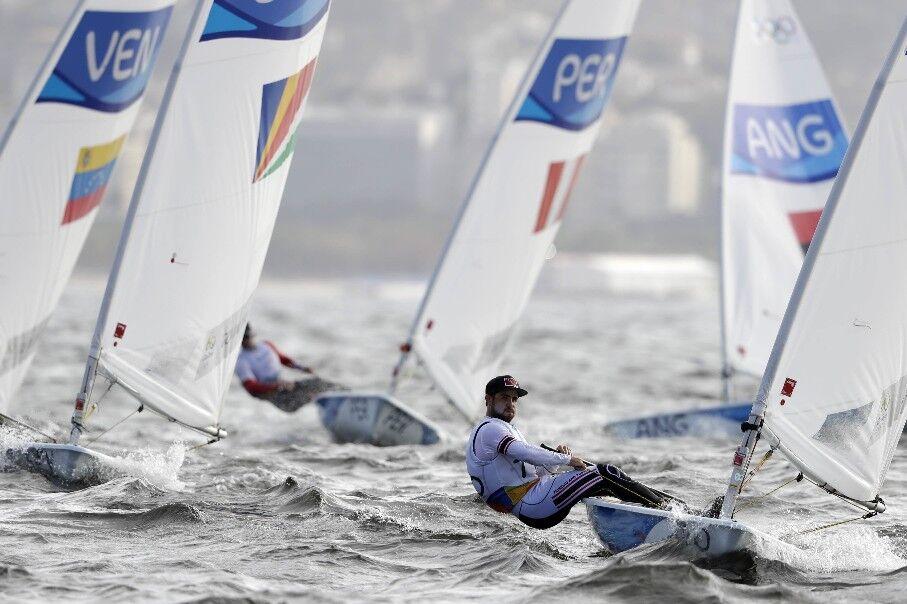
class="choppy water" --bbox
[2,258,907,603]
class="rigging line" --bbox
[799,474,872,513]
[186,437,220,452]
[734,472,802,514]
[739,447,775,492]
[0,412,57,443]
[138,403,224,440]
[85,405,144,445]
[789,511,879,537]
[93,378,115,407]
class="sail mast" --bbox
[719,17,907,518]
[69,0,210,444]
[388,0,571,399]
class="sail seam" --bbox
[817,236,907,257]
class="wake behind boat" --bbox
[603,0,849,440]
[588,13,907,556]
[316,0,641,446]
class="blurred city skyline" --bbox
[1,0,903,277]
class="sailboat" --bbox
[9,0,331,486]
[314,0,641,447]
[604,0,849,439]
[0,0,175,434]
[586,14,907,556]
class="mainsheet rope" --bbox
[734,452,880,534]
[734,472,802,513]
[82,379,222,451]
[85,404,143,445]
[790,510,879,536]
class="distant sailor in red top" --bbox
[466,375,683,529]
[235,324,340,412]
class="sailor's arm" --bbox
[500,438,574,467]
[265,341,313,373]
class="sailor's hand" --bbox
[277,380,296,392]
[555,444,572,456]
[299,366,315,374]
[568,456,587,470]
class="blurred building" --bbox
[573,109,704,223]
[285,105,453,217]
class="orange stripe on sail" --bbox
[533,161,564,233]
[555,154,586,222]
[255,60,316,181]
[256,73,301,176]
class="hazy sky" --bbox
[1,1,905,276]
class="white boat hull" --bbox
[585,498,755,557]
[314,391,443,446]
[6,442,116,487]
[603,402,751,439]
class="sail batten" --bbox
[395,0,640,420]
[70,0,330,438]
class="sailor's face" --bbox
[488,390,519,422]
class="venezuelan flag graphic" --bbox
[62,135,125,224]
[254,59,317,183]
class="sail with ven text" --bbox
[0,0,174,414]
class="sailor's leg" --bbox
[589,463,668,509]
[264,382,309,413]
[514,469,610,529]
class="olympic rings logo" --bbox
[751,16,797,44]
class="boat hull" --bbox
[603,402,751,439]
[585,498,754,556]
[314,392,443,446]
[6,442,115,487]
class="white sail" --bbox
[754,19,907,505]
[0,0,175,413]
[75,0,330,434]
[400,0,640,420]
[720,0,848,380]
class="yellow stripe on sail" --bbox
[76,134,126,174]
[257,73,300,174]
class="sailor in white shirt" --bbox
[466,375,673,529]
[234,324,342,412]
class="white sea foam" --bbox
[100,441,188,492]
[754,519,906,572]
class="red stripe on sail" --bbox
[788,210,823,251]
[534,161,564,233]
[61,185,107,224]
[254,60,316,181]
[555,154,587,222]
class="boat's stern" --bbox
[6,442,113,488]
[314,392,442,446]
